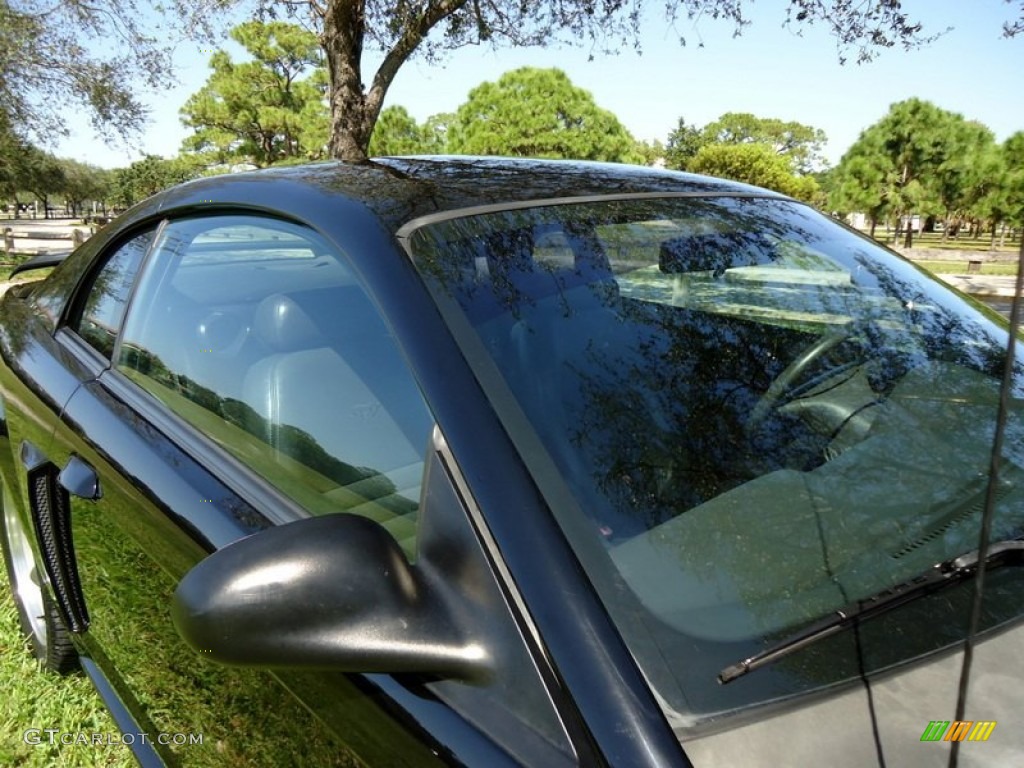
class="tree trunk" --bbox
[869,218,877,239]
[904,220,913,249]
[328,104,373,162]
[323,4,373,164]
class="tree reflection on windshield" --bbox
[407,195,1024,723]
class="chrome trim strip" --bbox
[395,191,789,243]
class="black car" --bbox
[2,157,1022,767]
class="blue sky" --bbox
[52,0,1023,169]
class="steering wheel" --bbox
[747,325,868,432]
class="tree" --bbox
[831,99,968,247]
[827,130,894,238]
[288,0,1013,163]
[932,119,1000,239]
[112,155,206,208]
[5,2,1021,164]
[180,21,330,167]
[19,148,67,218]
[0,0,226,141]
[981,132,1024,244]
[634,139,666,167]
[699,112,827,173]
[0,114,24,205]
[687,143,820,202]
[368,106,443,156]
[446,67,640,162]
[665,118,707,171]
[0,121,68,218]
[59,159,113,217]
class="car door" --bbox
[40,216,384,767]
[0,226,153,677]
[48,211,574,766]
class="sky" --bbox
[51,0,1024,170]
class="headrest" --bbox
[253,293,323,352]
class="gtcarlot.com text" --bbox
[24,728,203,746]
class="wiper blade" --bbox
[718,539,1024,685]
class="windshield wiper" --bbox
[718,539,1024,685]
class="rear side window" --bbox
[115,215,433,555]
[72,231,153,357]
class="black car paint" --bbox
[0,157,751,766]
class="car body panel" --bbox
[1,157,1019,766]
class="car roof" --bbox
[146,156,788,234]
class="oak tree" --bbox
[284,0,1006,162]
[4,0,1022,164]
[1,0,224,140]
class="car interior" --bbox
[417,205,1024,719]
[115,219,433,556]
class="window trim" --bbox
[62,220,166,363]
[102,211,435,530]
[99,365,313,528]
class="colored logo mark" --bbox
[920,720,996,742]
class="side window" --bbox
[115,216,433,555]
[73,231,153,357]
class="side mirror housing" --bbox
[171,510,490,681]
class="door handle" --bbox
[58,455,101,500]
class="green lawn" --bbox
[913,260,1020,276]
[0,565,132,767]
[0,255,29,282]
[869,231,1019,254]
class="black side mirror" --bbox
[171,510,490,681]
[171,440,509,682]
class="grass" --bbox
[0,563,131,767]
[913,260,1020,276]
[869,231,1020,254]
[0,254,32,282]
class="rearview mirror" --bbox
[659,232,775,276]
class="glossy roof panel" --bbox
[162,156,786,234]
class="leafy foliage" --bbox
[112,155,206,208]
[688,143,820,202]
[2,1,1022,161]
[664,112,824,200]
[666,113,826,173]
[665,118,707,172]
[0,0,232,141]
[260,0,1005,162]
[700,112,827,174]
[0,119,72,217]
[368,106,445,156]
[827,99,1017,240]
[180,21,330,167]
[57,160,112,217]
[446,67,641,162]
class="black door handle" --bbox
[58,455,101,500]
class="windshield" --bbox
[405,196,1024,729]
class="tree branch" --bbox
[366,0,470,117]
